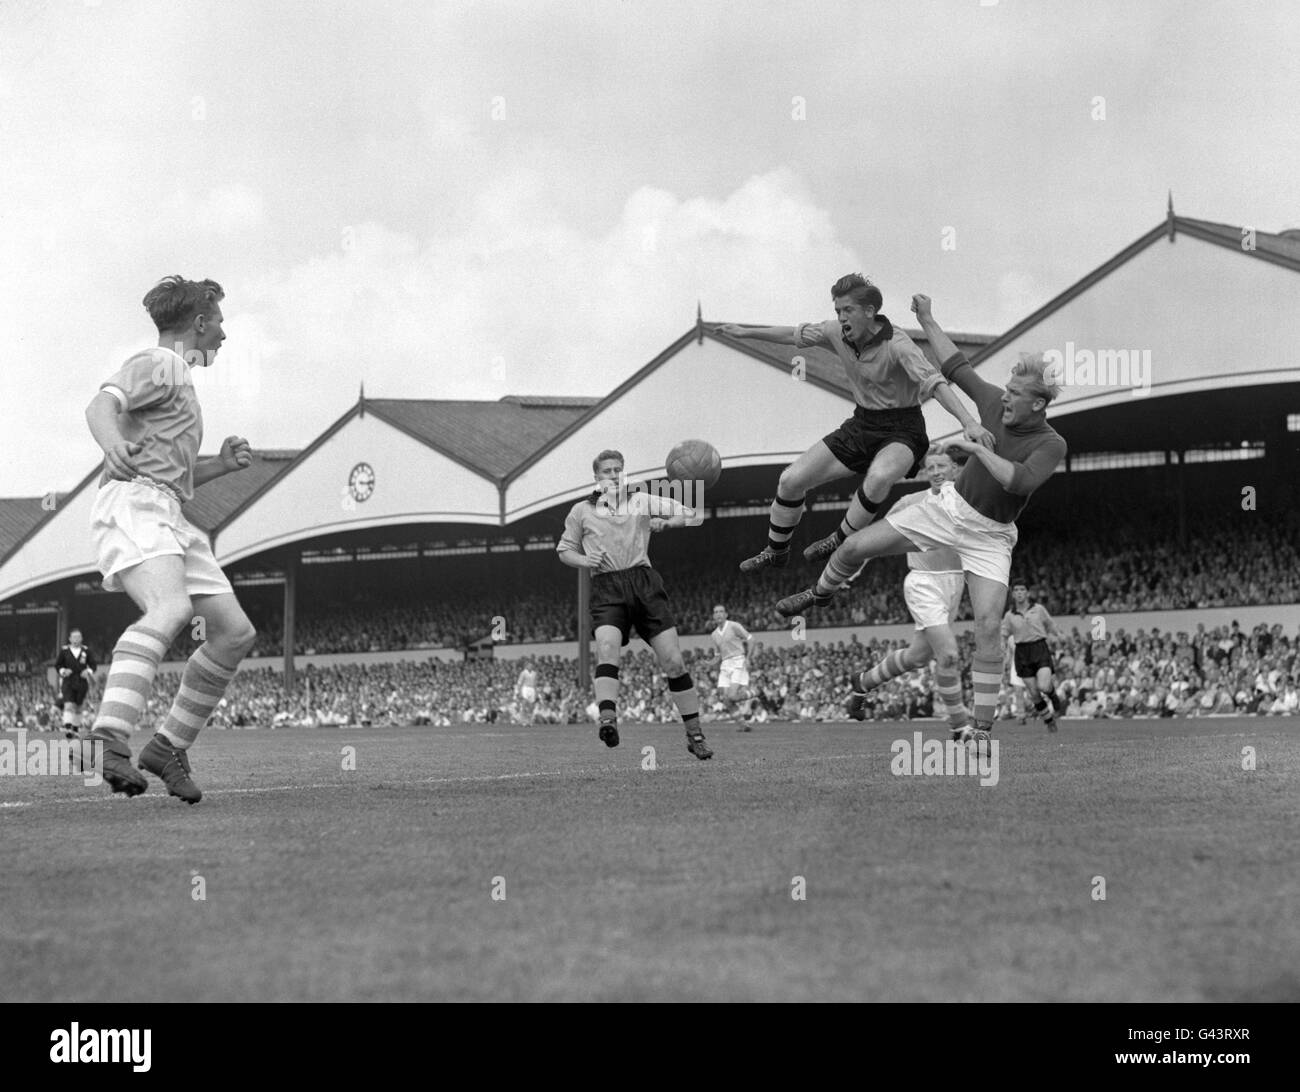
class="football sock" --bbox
[934,665,971,728]
[1034,695,1056,721]
[859,648,909,691]
[766,492,805,551]
[816,551,862,596]
[158,645,239,749]
[594,663,619,717]
[838,484,881,541]
[667,672,700,729]
[90,624,171,744]
[971,654,1002,729]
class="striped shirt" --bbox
[99,347,204,503]
[712,619,750,661]
[1001,603,1056,644]
[939,352,1067,524]
[558,489,689,573]
[794,315,944,411]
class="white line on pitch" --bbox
[0,753,872,811]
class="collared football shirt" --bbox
[794,314,944,410]
[99,346,204,502]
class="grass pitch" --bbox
[2,717,1297,1002]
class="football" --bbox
[665,439,722,489]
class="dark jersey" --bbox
[940,351,1067,524]
[55,644,97,677]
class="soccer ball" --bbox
[665,439,722,489]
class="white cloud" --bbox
[227,168,861,427]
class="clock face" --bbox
[348,462,375,502]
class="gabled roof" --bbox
[1177,217,1300,271]
[365,396,600,482]
[969,212,1300,367]
[0,497,55,561]
[0,464,99,570]
[182,450,301,531]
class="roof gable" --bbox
[366,397,598,482]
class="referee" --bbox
[54,629,97,739]
[1001,581,1060,731]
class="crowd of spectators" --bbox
[4,622,1298,732]
[7,499,1300,670]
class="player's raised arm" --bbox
[716,324,803,345]
[911,295,1004,415]
[645,491,696,529]
[933,382,996,448]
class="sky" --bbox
[1,0,1297,496]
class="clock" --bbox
[348,462,376,502]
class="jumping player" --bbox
[717,274,993,573]
[54,629,97,739]
[775,294,1067,748]
[1002,581,1061,731]
[515,660,539,725]
[709,604,753,726]
[844,447,974,739]
[82,276,257,802]
[557,451,713,759]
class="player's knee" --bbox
[973,618,1001,649]
[225,618,258,655]
[861,466,896,498]
[147,597,194,639]
[934,647,959,672]
[776,464,806,498]
[662,656,686,677]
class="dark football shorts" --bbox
[61,676,89,706]
[1013,639,1055,679]
[823,404,929,477]
[590,565,677,646]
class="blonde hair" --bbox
[1011,352,1062,404]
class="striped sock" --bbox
[859,648,910,691]
[971,655,1002,729]
[594,663,620,716]
[91,625,172,744]
[767,492,805,550]
[816,550,863,595]
[934,665,971,728]
[667,673,700,726]
[158,645,238,749]
[839,483,880,539]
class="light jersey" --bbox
[517,669,537,690]
[558,489,689,573]
[794,315,944,411]
[99,346,204,503]
[712,619,750,661]
[894,489,963,572]
[1002,603,1056,644]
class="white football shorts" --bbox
[90,479,233,597]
